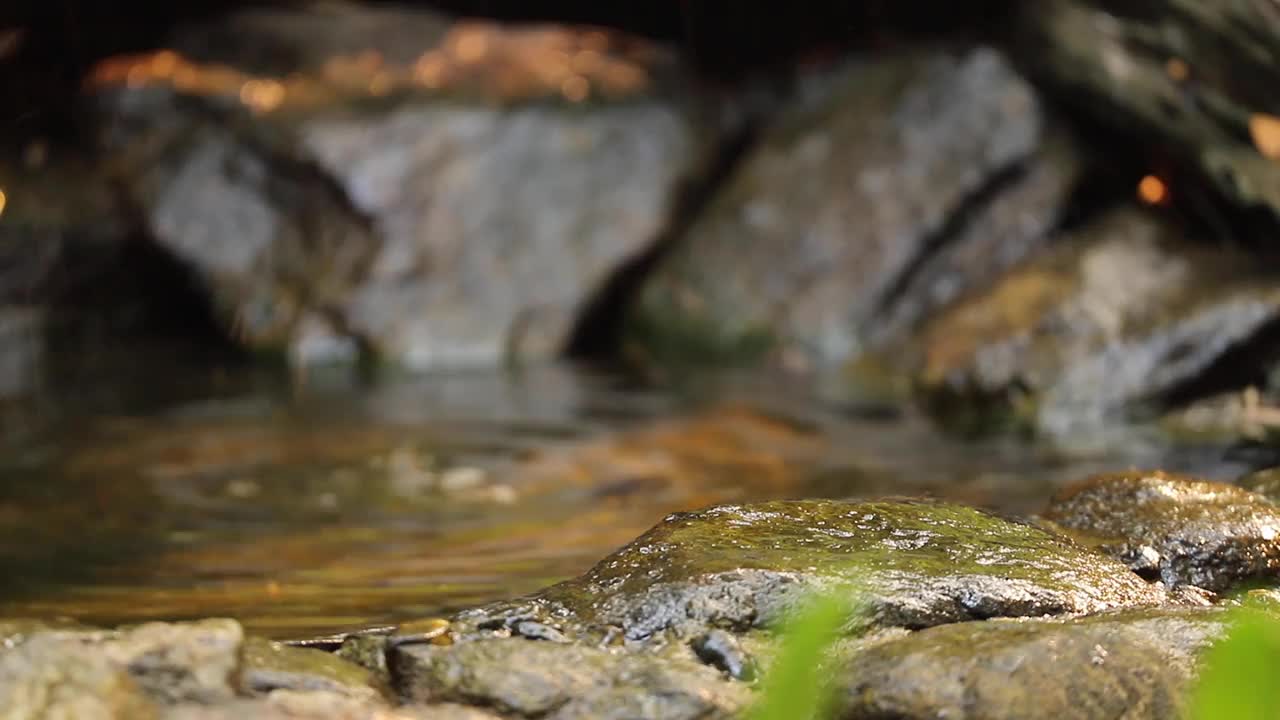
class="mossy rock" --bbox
[462,499,1164,643]
[841,607,1227,720]
[1042,470,1280,592]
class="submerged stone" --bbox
[465,499,1164,643]
[1042,471,1280,592]
[840,608,1226,720]
[392,637,747,719]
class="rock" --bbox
[392,637,747,719]
[0,634,158,720]
[840,607,1226,720]
[96,619,243,705]
[913,207,1280,437]
[690,629,756,681]
[1014,0,1280,223]
[240,636,387,703]
[91,3,710,369]
[863,128,1083,350]
[161,690,389,720]
[627,46,1049,369]
[1239,466,1280,503]
[463,499,1164,643]
[1042,471,1280,592]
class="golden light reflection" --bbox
[239,78,285,113]
[1137,174,1169,206]
[1164,57,1189,83]
[452,26,490,63]
[86,23,655,110]
[0,189,6,218]
[1250,113,1280,161]
[560,74,589,102]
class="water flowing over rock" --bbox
[627,46,1061,369]
[92,3,712,368]
[913,207,1280,437]
[1042,471,1280,592]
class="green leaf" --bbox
[1190,608,1280,720]
[747,592,852,720]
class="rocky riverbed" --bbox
[5,1,1280,718]
[6,468,1280,719]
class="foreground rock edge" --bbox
[4,475,1280,718]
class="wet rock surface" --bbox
[628,46,1053,368]
[92,3,709,368]
[241,636,388,702]
[841,608,1227,720]
[463,499,1165,642]
[393,637,748,719]
[1042,470,1280,592]
[912,207,1280,437]
[5,482,1279,719]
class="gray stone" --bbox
[0,634,158,720]
[392,638,747,719]
[840,608,1226,720]
[94,3,709,369]
[913,207,1280,437]
[1042,471,1280,592]
[628,46,1046,368]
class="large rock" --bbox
[913,207,1280,437]
[91,3,710,368]
[1015,0,1280,223]
[1042,471,1280,592]
[627,46,1060,369]
[840,608,1226,720]
[459,499,1165,643]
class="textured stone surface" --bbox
[1042,470,1280,592]
[93,3,709,368]
[1015,0,1280,222]
[913,207,1280,436]
[393,637,747,719]
[240,637,386,702]
[463,499,1164,643]
[628,46,1046,368]
[841,608,1226,720]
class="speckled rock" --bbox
[240,636,387,703]
[93,3,710,368]
[392,637,748,720]
[0,634,158,720]
[1042,471,1280,591]
[0,619,242,717]
[461,499,1165,643]
[914,207,1280,437]
[628,46,1051,369]
[840,608,1227,720]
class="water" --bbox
[0,348,1264,639]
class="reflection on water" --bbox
[0,351,1265,639]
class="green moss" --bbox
[624,292,776,369]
